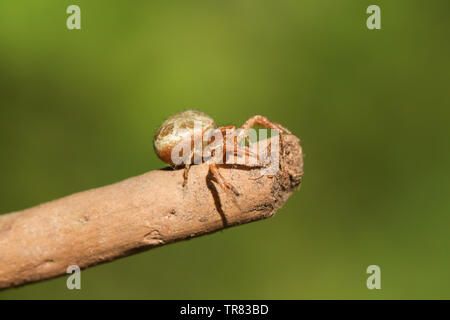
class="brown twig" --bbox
[0,134,303,290]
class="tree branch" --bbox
[0,134,303,289]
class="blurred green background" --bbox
[1,0,449,299]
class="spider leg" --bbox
[218,125,236,132]
[219,125,253,148]
[183,126,212,188]
[237,115,290,158]
[218,125,260,165]
[237,146,261,167]
[209,162,240,196]
[207,147,261,210]
[182,148,195,188]
[218,126,238,164]
[239,115,291,137]
[182,164,190,187]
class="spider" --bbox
[153,110,291,198]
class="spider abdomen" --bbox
[153,110,216,165]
